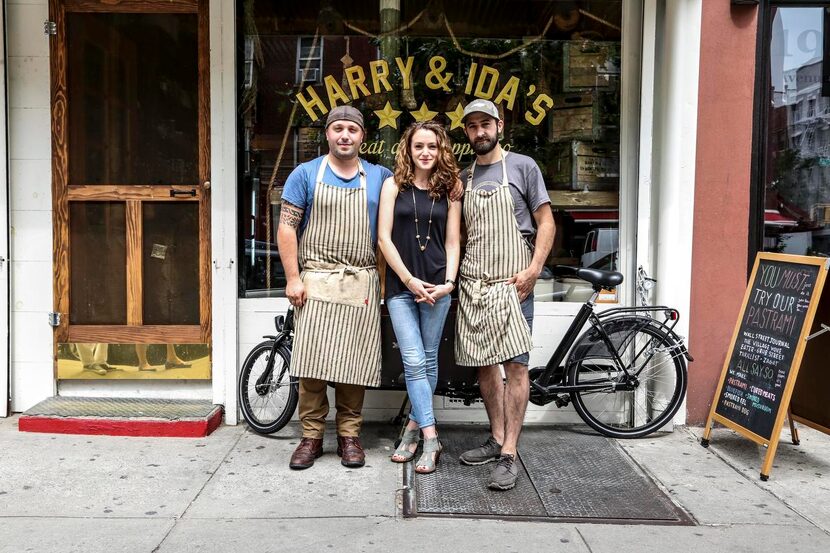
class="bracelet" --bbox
[405,276,414,287]
[445,279,456,289]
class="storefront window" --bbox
[237,1,623,301]
[761,5,830,256]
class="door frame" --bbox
[1,2,10,416]
[49,0,211,361]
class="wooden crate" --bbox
[551,92,600,142]
[563,41,620,91]
[550,141,619,191]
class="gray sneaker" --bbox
[459,436,502,466]
[488,453,518,491]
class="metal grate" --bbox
[414,429,546,517]
[23,396,220,421]
[521,427,687,521]
[409,425,691,524]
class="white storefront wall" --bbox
[1,3,10,417]
[3,0,700,426]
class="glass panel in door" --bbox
[66,13,199,185]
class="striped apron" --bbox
[455,154,533,366]
[291,156,382,387]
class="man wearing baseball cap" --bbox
[278,105,392,470]
[454,99,555,490]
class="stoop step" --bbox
[19,397,223,438]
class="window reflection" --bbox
[764,7,830,256]
[238,1,623,301]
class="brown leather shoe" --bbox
[289,438,323,470]
[336,436,365,468]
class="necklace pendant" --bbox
[420,245,426,251]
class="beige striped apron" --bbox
[455,153,533,366]
[291,156,382,387]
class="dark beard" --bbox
[471,135,498,155]
[330,143,357,160]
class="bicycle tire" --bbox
[566,316,687,439]
[238,340,298,434]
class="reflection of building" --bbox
[0,1,820,431]
[764,57,830,254]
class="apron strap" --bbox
[466,151,509,191]
[315,155,367,189]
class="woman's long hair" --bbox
[393,121,459,199]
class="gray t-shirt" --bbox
[460,152,550,240]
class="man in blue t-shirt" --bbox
[278,106,391,471]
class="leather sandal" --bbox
[415,437,442,474]
[391,426,420,463]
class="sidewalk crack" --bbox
[150,428,246,553]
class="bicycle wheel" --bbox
[238,340,298,434]
[567,317,687,439]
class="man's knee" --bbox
[503,362,529,383]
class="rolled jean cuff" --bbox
[409,412,435,428]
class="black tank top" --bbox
[384,186,449,299]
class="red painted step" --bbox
[19,397,223,438]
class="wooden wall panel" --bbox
[126,201,142,325]
[65,0,197,13]
[50,0,70,349]
[198,0,211,344]
[69,325,201,343]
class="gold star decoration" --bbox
[445,103,466,130]
[410,102,439,122]
[373,101,402,129]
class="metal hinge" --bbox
[48,312,61,327]
[44,21,57,36]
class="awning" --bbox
[764,209,798,227]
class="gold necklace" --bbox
[411,185,436,252]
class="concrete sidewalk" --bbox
[1,415,829,553]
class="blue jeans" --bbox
[386,292,451,428]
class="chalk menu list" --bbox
[715,260,820,440]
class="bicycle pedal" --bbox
[554,395,570,408]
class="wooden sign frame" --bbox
[702,253,830,480]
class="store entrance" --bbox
[50,0,211,380]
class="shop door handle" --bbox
[170,188,197,197]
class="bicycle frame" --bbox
[257,313,294,393]
[528,290,692,406]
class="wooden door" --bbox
[50,0,211,379]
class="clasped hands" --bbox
[406,277,453,305]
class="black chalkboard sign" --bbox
[714,260,821,439]
[704,253,830,480]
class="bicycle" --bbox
[237,308,298,434]
[238,266,693,439]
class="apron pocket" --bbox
[303,269,371,308]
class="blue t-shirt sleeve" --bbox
[281,164,310,210]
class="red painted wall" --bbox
[688,3,759,423]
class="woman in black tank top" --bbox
[378,121,461,474]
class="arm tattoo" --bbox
[280,202,304,229]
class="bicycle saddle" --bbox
[552,266,624,289]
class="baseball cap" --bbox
[325,105,364,130]
[461,99,501,123]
